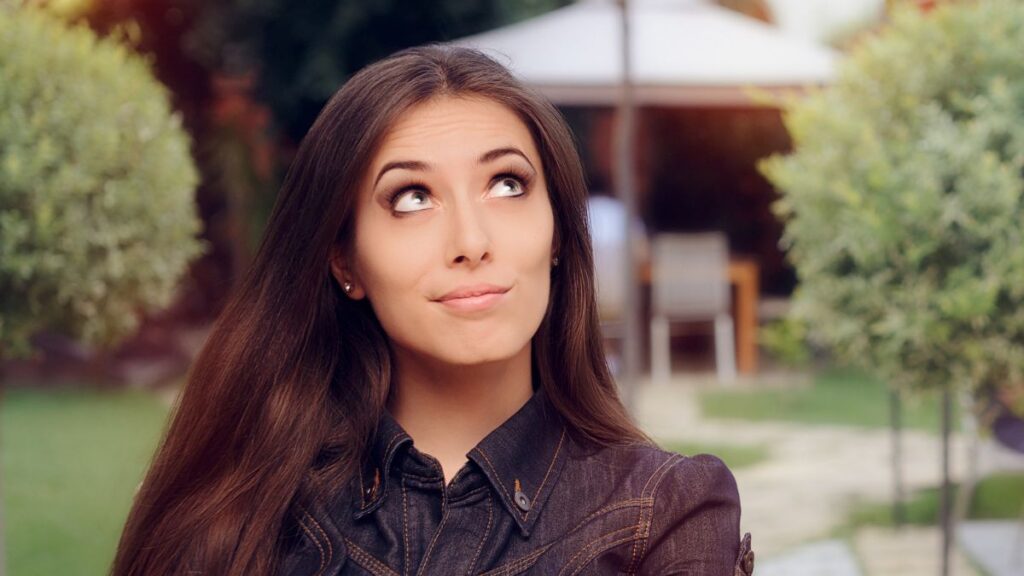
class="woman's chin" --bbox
[437,347,521,367]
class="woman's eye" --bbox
[392,189,434,213]
[489,177,526,198]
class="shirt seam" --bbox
[414,463,451,576]
[559,526,639,576]
[466,489,496,575]
[627,453,682,574]
[299,506,335,570]
[401,475,410,576]
[526,427,566,521]
[291,511,326,576]
[472,446,522,519]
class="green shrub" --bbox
[0,6,204,355]
[761,0,1024,395]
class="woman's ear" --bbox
[329,247,366,299]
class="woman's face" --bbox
[335,95,556,367]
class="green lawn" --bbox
[699,368,953,431]
[840,472,1024,532]
[2,388,170,576]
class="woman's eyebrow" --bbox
[479,147,535,170]
[374,160,431,187]
[374,147,534,187]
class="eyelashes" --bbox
[384,167,535,214]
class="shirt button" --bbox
[514,489,531,512]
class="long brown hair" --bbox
[112,45,646,576]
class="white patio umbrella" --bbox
[453,0,839,409]
[454,0,839,106]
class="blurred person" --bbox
[587,190,649,376]
[112,46,752,576]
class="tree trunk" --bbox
[940,385,954,576]
[891,389,905,526]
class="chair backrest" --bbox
[651,232,729,320]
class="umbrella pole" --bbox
[615,0,642,414]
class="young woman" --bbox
[112,46,753,576]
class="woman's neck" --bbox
[387,343,534,484]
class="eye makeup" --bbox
[381,163,537,215]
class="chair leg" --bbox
[651,315,671,384]
[714,314,737,383]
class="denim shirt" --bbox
[278,388,754,575]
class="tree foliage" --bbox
[181,0,573,142]
[0,6,204,356]
[761,0,1024,394]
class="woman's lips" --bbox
[435,284,510,312]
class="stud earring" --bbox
[343,281,353,294]
[552,256,559,267]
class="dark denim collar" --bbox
[353,386,569,537]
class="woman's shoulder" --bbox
[566,439,739,501]
[556,440,750,574]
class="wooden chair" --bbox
[649,232,736,384]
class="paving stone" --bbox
[959,520,1024,576]
[854,526,979,576]
[757,540,861,576]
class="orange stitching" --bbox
[631,455,684,573]
[566,533,639,576]
[626,517,649,576]
[473,447,519,516]
[526,427,566,521]
[566,498,650,536]
[627,513,644,574]
[478,543,554,576]
[416,474,450,574]
[467,491,495,575]
[358,462,366,508]
[292,512,326,576]
[343,536,401,576]
[382,432,404,461]
[560,526,636,574]
[301,509,334,567]
[633,514,655,572]
[480,500,649,576]
[641,453,680,498]
[627,451,680,573]
[401,476,410,576]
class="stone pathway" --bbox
[755,539,860,576]
[959,521,1024,576]
[633,374,1024,575]
[855,527,979,576]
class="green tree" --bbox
[180,0,573,142]
[761,0,1024,399]
[0,6,204,356]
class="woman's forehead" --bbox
[372,96,541,166]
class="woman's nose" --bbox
[445,199,492,267]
